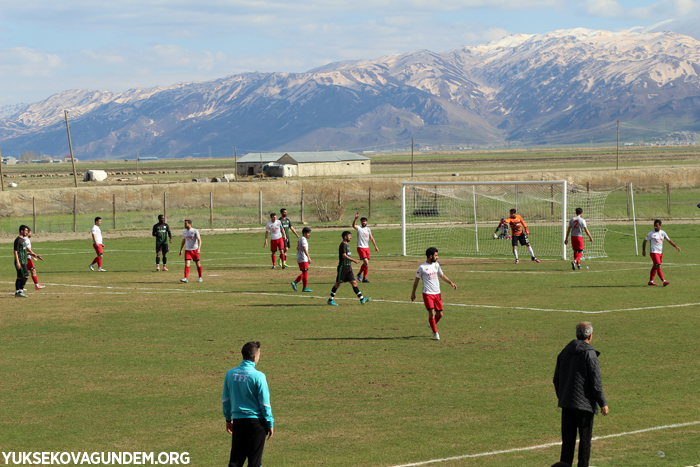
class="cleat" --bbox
[361,297,370,304]
[282,264,286,269]
[577,262,582,270]
[198,277,203,282]
[162,266,168,271]
[291,281,298,291]
[35,285,45,290]
[433,332,440,341]
[302,287,313,292]
[98,268,107,272]
[89,263,95,271]
[327,299,338,306]
[663,281,670,287]
[180,278,188,283]
[278,257,282,266]
[271,266,276,269]
[571,261,577,271]
[15,291,28,298]
[532,257,540,263]
[361,278,371,283]
[514,259,520,264]
[156,266,160,271]
[648,281,659,286]
[23,288,27,292]
[357,273,362,282]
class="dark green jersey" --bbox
[152,222,172,246]
[14,236,28,265]
[338,242,353,268]
[280,218,292,239]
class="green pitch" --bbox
[1,225,699,466]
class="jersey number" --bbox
[572,220,579,228]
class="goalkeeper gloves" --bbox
[525,228,530,236]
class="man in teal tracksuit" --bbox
[223,341,274,467]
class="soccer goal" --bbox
[401,181,617,259]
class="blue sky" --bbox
[1,0,700,106]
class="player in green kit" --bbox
[278,208,299,268]
[14,225,30,298]
[152,214,172,271]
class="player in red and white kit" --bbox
[564,207,594,271]
[89,217,107,271]
[291,227,313,292]
[410,247,457,341]
[264,212,287,269]
[179,219,203,283]
[642,220,681,286]
[352,212,379,282]
[25,228,45,290]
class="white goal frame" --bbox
[401,180,569,259]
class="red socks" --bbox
[185,266,190,279]
[574,251,583,264]
[295,271,309,287]
[197,266,202,278]
[650,268,656,281]
[97,257,102,268]
[31,275,38,284]
[271,253,276,266]
[359,264,368,277]
[657,268,665,282]
[429,318,437,333]
[281,252,286,263]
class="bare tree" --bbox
[307,178,346,222]
[20,150,38,162]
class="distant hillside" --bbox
[2,28,700,159]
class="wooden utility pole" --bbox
[113,194,116,230]
[65,110,78,187]
[616,120,620,170]
[73,195,77,232]
[33,197,36,232]
[667,183,671,215]
[411,138,414,178]
[0,148,5,191]
[368,187,372,219]
[136,151,139,173]
[300,189,304,223]
[164,192,167,218]
[233,147,237,182]
[209,192,214,226]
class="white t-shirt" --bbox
[569,216,587,237]
[266,220,283,241]
[416,261,443,295]
[25,238,32,250]
[183,228,200,251]
[645,229,669,254]
[297,237,309,263]
[91,225,103,245]
[356,226,372,248]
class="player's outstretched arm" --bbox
[641,239,647,256]
[584,227,594,243]
[410,277,420,301]
[352,212,359,229]
[440,274,457,290]
[290,225,299,238]
[667,238,681,252]
[370,234,379,252]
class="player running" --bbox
[25,228,45,290]
[14,225,30,298]
[291,227,313,292]
[411,247,457,341]
[279,208,299,268]
[564,207,594,270]
[89,217,107,271]
[642,220,681,286]
[152,214,172,271]
[327,231,370,306]
[264,212,287,269]
[179,219,203,283]
[352,212,379,283]
[503,209,540,264]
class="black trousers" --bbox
[560,408,595,467]
[228,419,268,467]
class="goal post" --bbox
[401,180,614,260]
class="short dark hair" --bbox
[302,227,311,234]
[184,219,192,225]
[654,219,662,226]
[575,207,583,215]
[280,208,287,213]
[426,247,438,258]
[241,341,261,361]
[510,208,516,214]
[158,214,164,221]
[360,217,367,222]
[19,224,29,233]
[94,217,102,223]
[270,212,276,217]
[341,230,351,239]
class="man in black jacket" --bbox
[554,322,609,467]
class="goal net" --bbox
[401,181,612,259]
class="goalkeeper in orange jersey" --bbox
[503,209,540,264]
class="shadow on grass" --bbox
[296,336,424,341]
[570,285,646,288]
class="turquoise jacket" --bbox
[222,360,274,427]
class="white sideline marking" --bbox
[6,281,700,314]
[388,420,700,467]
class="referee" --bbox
[222,341,274,467]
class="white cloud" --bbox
[578,0,700,19]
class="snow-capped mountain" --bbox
[2,28,700,158]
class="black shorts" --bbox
[284,238,290,249]
[16,263,29,279]
[336,265,355,284]
[156,243,169,254]
[512,234,529,247]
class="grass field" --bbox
[1,225,699,466]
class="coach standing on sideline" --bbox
[223,341,274,467]
[553,322,609,467]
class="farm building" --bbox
[236,151,371,178]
